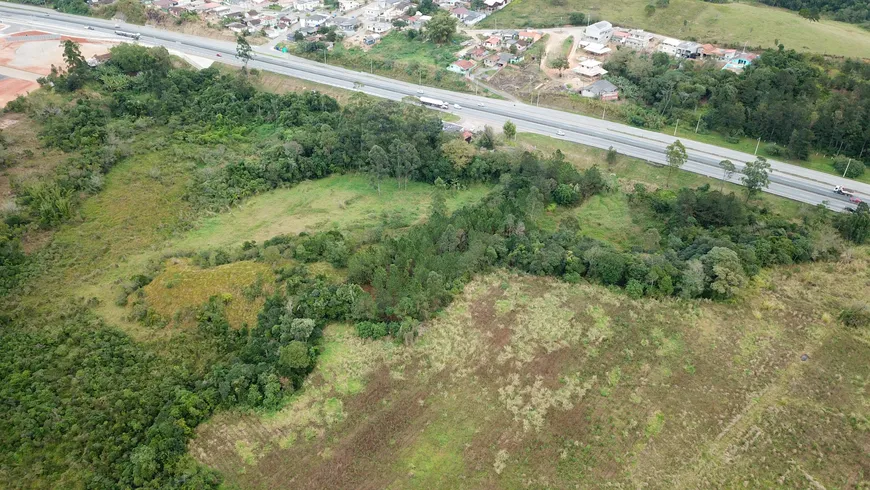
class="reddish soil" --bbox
[0,78,37,106]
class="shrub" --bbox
[839,304,870,328]
[833,157,865,178]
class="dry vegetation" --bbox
[190,253,870,488]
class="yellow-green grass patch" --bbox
[141,259,274,329]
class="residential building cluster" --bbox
[572,20,759,101]
[447,29,542,77]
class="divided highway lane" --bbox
[0,2,863,210]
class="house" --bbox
[338,0,359,11]
[300,13,328,27]
[484,36,501,49]
[497,52,521,66]
[442,122,464,133]
[518,30,541,43]
[483,53,500,67]
[584,21,612,43]
[245,9,259,19]
[451,6,470,20]
[168,6,187,16]
[717,48,738,61]
[658,37,680,56]
[369,21,392,33]
[152,0,175,9]
[515,39,529,51]
[461,130,473,143]
[462,11,485,25]
[574,58,607,78]
[499,29,518,40]
[483,0,506,11]
[583,42,611,55]
[723,52,758,72]
[292,0,320,10]
[468,46,489,59]
[581,79,619,100]
[363,33,381,44]
[246,18,263,28]
[676,41,702,58]
[448,59,477,75]
[227,21,247,33]
[611,29,629,44]
[328,16,360,31]
[87,52,111,67]
[624,29,653,50]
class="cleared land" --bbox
[192,259,870,488]
[479,0,870,58]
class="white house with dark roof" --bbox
[584,21,612,43]
[581,79,619,100]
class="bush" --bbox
[833,157,866,178]
[839,305,870,328]
[626,279,645,299]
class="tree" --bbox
[442,138,475,171]
[837,202,870,244]
[719,159,736,191]
[741,157,772,201]
[568,12,586,25]
[278,341,311,371]
[424,10,457,44]
[665,140,687,188]
[549,55,569,76]
[62,40,86,71]
[293,30,304,41]
[701,247,746,298]
[787,128,813,160]
[236,35,252,68]
[503,120,516,140]
[799,7,820,21]
[606,147,618,165]
[645,4,656,16]
[367,145,389,194]
[477,125,497,150]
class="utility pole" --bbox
[673,119,679,136]
[695,114,701,133]
[842,158,852,178]
[602,107,606,119]
[370,58,373,73]
[754,137,761,155]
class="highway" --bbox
[0,1,867,211]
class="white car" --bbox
[453,103,461,110]
[477,102,484,107]
[416,89,424,94]
[556,129,565,136]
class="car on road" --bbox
[845,207,856,213]
[416,89,423,94]
[453,103,461,110]
[86,26,94,30]
[556,129,565,136]
[216,53,222,57]
[850,196,862,204]
[477,102,484,107]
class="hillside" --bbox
[1,43,869,489]
[480,0,870,58]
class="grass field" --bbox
[174,174,491,252]
[191,256,870,488]
[479,0,870,58]
[366,32,467,67]
[142,259,275,329]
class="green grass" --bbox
[539,192,650,249]
[174,173,491,251]
[366,32,466,67]
[480,0,870,58]
[560,36,574,58]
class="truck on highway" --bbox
[834,185,856,197]
[114,30,141,40]
[419,96,449,110]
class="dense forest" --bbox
[757,0,870,25]
[604,47,870,168]
[1,43,869,488]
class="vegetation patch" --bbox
[141,259,274,329]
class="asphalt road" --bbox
[1,2,867,211]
